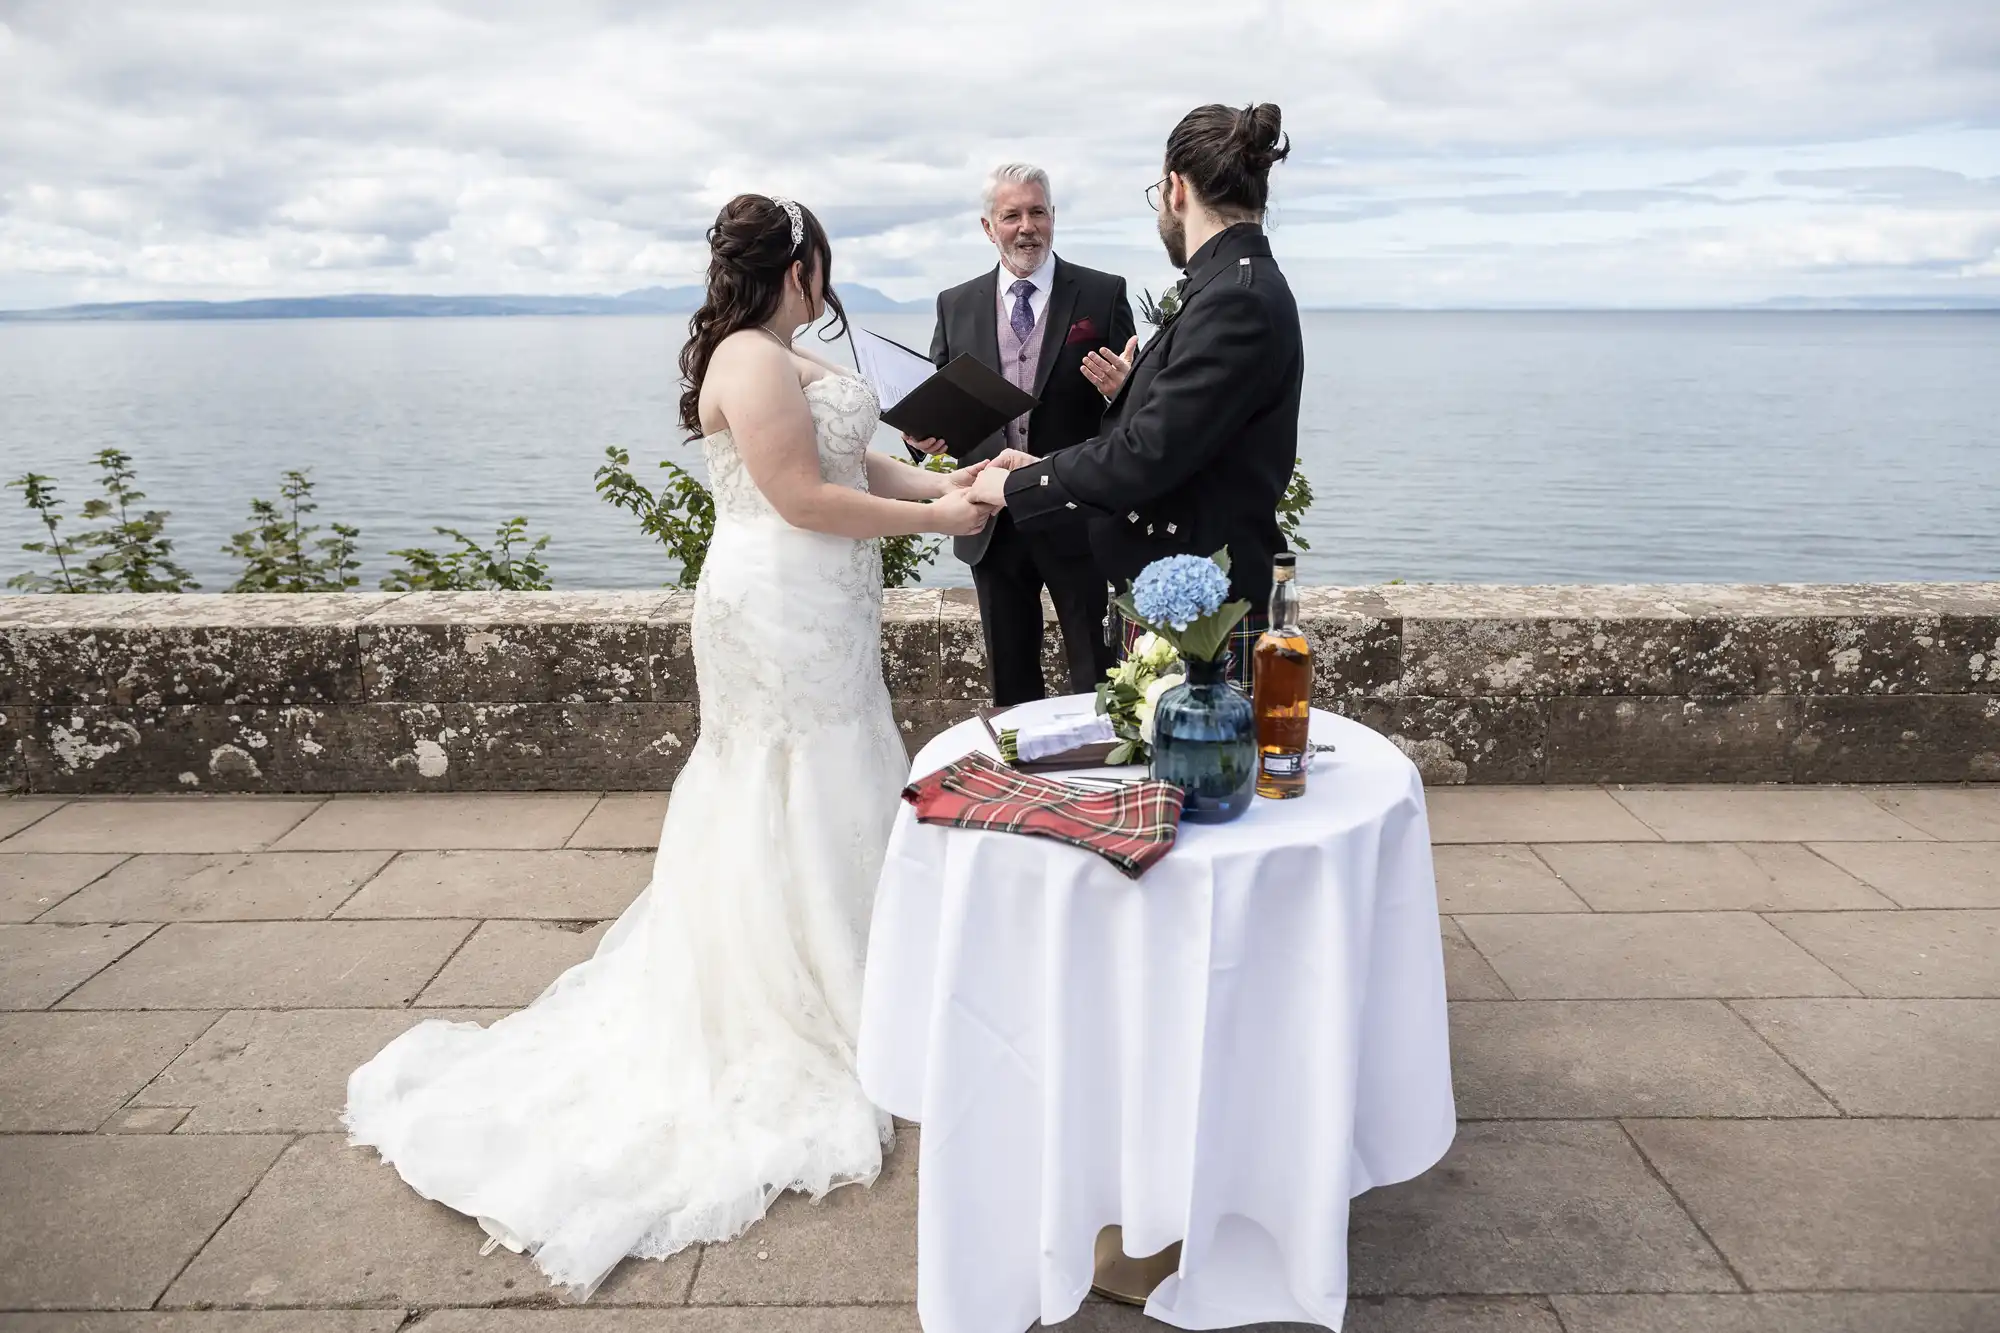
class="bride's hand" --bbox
[927,489,996,537]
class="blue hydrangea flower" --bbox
[1132,555,1230,630]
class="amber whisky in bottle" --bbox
[1253,552,1311,799]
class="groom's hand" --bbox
[1081,336,1138,398]
[989,449,1038,471]
[969,464,1012,509]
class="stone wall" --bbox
[3,584,1997,793]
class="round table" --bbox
[857,696,1456,1333]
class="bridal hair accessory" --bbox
[770,196,805,251]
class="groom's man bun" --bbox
[1165,102,1291,218]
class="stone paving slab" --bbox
[1550,1293,2000,1333]
[1533,843,1892,912]
[1426,789,1660,843]
[415,919,610,1006]
[1732,998,2000,1115]
[690,1129,917,1305]
[1335,1298,1560,1333]
[272,794,600,852]
[162,1135,698,1308]
[0,1315,408,1333]
[0,853,127,921]
[0,799,322,855]
[1766,908,2000,996]
[58,920,474,1010]
[0,797,70,841]
[1448,1001,1832,1118]
[1440,919,1511,1000]
[131,1007,504,1133]
[408,1312,922,1333]
[1345,1121,1735,1295]
[1864,787,2000,840]
[333,850,648,919]
[1608,789,1930,842]
[0,1134,288,1310]
[566,793,670,849]
[1626,1118,2000,1291]
[0,923,156,1009]
[1805,840,2000,907]
[37,852,394,923]
[1431,847,1587,914]
[1455,912,1858,998]
[0,1010,217,1130]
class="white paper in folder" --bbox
[852,328,935,412]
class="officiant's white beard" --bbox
[998,231,1047,276]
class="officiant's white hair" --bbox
[982,163,1053,217]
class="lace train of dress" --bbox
[345,375,908,1298]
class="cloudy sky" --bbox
[2,0,1997,310]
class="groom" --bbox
[973,106,1303,690]
[907,163,1137,707]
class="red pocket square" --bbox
[1064,318,1099,346]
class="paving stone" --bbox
[1733,998,2000,1115]
[1346,1120,1733,1295]
[1552,1293,2000,1333]
[1333,1298,1561,1333]
[273,793,599,851]
[1456,912,1856,999]
[1609,789,1929,842]
[413,1312,922,1333]
[0,1317,408,1333]
[1432,846,1587,914]
[1534,842,1893,912]
[1865,787,2000,840]
[0,796,70,841]
[1806,841,2000,907]
[37,851,393,922]
[1766,909,2000,997]
[0,798,322,854]
[1449,1000,1831,1118]
[417,919,610,1007]
[334,849,649,919]
[133,1006,502,1132]
[101,1105,189,1133]
[1626,1118,2000,1290]
[691,1127,916,1303]
[0,1010,215,1130]
[0,853,127,921]
[567,793,670,848]
[0,1133,287,1310]
[162,1134,697,1307]
[1441,919,1511,1000]
[0,923,156,1008]
[59,920,474,1009]
[1425,788,1658,843]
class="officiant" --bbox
[906,164,1137,707]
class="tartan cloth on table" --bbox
[1113,607,1268,692]
[901,751,1185,878]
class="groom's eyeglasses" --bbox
[1145,176,1170,212]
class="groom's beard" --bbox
[1158,208,1188,269]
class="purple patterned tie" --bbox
[1008,278,1036,344]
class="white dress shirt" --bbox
[994,250,1057,329]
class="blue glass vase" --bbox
[1149,655,1257,824]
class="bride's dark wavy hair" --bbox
[678,194,848,437]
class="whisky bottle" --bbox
[1253,552,1311,799]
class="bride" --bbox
[345,194,996,1299]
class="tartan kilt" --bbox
[1113,607,1267,692]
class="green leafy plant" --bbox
[7,472,103,593]
[382,517,553,591]
[1277,464,1314,554]
[595,446,717,590]
[224,470,363,592]
[75,448,198,591]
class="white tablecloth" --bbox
[857,697,1456,1333]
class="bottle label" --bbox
[1260,751,1305,779]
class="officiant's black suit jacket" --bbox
[1002,224,1303,613]
[923,256,1134,707]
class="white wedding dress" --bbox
[345,372,908,1299]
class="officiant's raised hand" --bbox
[1081,336,1139,398]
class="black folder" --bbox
[877,352,1039,452]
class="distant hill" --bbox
[0,284,927,321]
